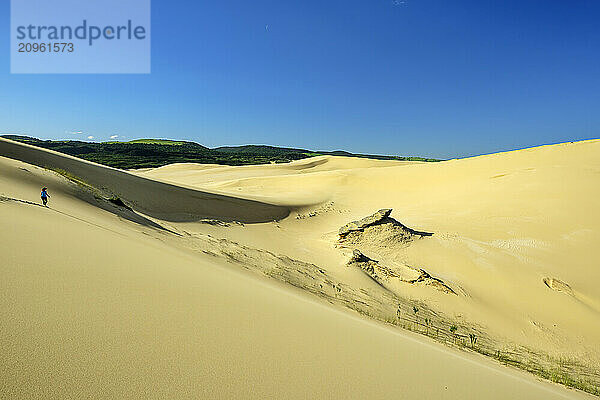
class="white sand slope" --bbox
[1,137,598,399]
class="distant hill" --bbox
[1,135,441,169]
[215,145,440,162]
[214,145,309,155]
[125,139,196,146]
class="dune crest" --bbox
[0,137,291,223]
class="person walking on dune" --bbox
[40,187,50,207]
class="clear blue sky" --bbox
[1,0,599,158]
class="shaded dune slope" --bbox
[0,138,289,223]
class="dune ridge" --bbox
[0,137,290,223]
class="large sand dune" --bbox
[1,137,599,398]
[136,140,600,369]
[0,138,290,222]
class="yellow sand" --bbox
[1,137,598,399]
[137,140,600,364]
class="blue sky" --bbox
[1,0,599,158]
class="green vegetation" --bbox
[394,305,599,396]
[214,144,306,154]
[469,333,477,347]
[2,135,441,169]
[48,166,133,211]
[125,139,189,145]
[48,167,90,187]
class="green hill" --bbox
[214,145,309,155]
[124,139,193,146]
[1,135,441,169]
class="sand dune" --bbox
[131,156,415,204]
[136,141,600,366]
[133,139,600,390]
[0,138,290,223]
[1,137,599,398]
